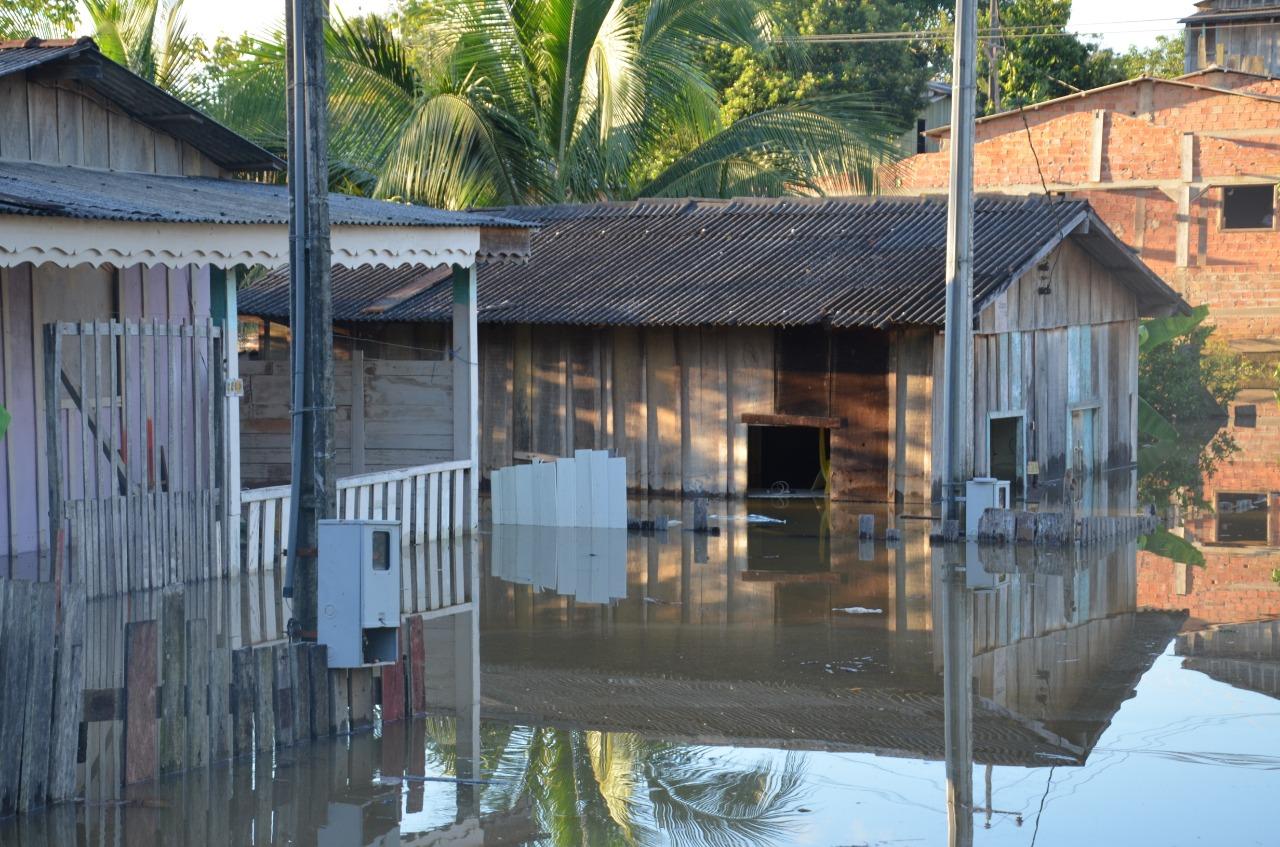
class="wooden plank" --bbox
[158,590,186,774]
[0,581,29,813]
[381,623,408,723]
[185,619,210,768]
[645,327,682,492]
[408,615,427,714]
[253,645,275,752]
[123,619,159,785]
[230,647,256,755]
[290,642,313,740]
[0,73,31,159]
[308,644,330,738]
[348,668,375,731]
[48,583,85,802]
[273,642,294,747]
[207,637,232,763]
[328,669,350,736]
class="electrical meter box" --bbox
[965,477,1012,540]
[317,519,401,668]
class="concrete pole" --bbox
[940,548,974,847]
[283,0,333,637]
[941,0,978,531]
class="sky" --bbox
[151,0,1191,52]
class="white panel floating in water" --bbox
[491,453,627,528]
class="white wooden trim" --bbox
[0,216,482,270]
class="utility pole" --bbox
[988,0,1001,112]
[941,0,977,534]
[283,0,333,638]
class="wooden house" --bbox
[239,195,1186,512]
[0,37,530,581]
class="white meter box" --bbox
[317,519,401,668]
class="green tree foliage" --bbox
[705,0,947,133]
[0,0,78,39]
[216,3,895,209]
[1112,34,1185,80]
[1138,306,1256,514]
[976,0,1124,113]
[82,0,204,95]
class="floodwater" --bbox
[3,498,1279,846]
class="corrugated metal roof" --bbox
[0,159,531,230]
[0,37,281,171]
[239,195,1184,329]
[1180,4,1280,23]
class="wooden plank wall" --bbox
[239,358,453,487]
[0,66,225,563]
[965,240,1141,510]
[480,324,903,499]
[0,265,212,565]
[0,71,224,176]
[886,328,938,505]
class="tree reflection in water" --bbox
[422,717,809,846]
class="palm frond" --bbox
[642,94,896,198]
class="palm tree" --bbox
[216,4,895,209]
[82,0,201,95]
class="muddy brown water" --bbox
[2,498,1278,845]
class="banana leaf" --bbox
[1139,527,1205,566]
[1139,304,1209,354]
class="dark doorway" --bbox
[988,415,1024,498]
[748,425,827,494]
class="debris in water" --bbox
[710,514,786,524]
[833,606,883,614]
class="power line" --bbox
[774,17,1276,46]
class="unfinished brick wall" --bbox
[893,83,1280,343]
[1138,548,1280,627]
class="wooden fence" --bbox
[47,320,227,599]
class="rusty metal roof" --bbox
[0,37,281,172]
[0,159,530,230]
[241,195,1183,328]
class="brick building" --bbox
[892,70,1280,548]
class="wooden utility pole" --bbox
[941,0,978,533]
[988,0,1001,112]
[283,0,333,637]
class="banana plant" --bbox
[1137,303,1215,566]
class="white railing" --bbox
[336,459,471,540]
[239,460,473,575]
[241,484,290,574]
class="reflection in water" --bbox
[4,499,1280,845]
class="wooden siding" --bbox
[0,72,224,176]
[477,324,896,499]
[0,263,211,564]
[965,239,1141,511]
[239,358,454,487]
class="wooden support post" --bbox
[158,591,186,774]
[452,264,480,532]
[350,349,365,474]
[230,647,256,754]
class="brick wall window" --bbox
[916,118,927,155]
[1235,404,1257,428]
[1222,185,1275,230]
[1216,491,1269,544]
